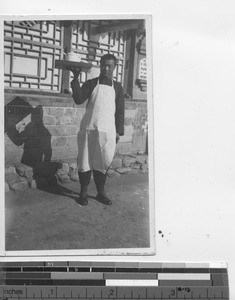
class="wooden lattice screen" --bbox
[4,21,63,92]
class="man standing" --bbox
[70,54,124,206]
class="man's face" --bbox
[100,59,116,79]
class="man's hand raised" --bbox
[69,67,82,79]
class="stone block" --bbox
[55,117,62,125]
[43,115,56,125]
[24,169,34,180]
[120,134,133,143]
[49,108,64,118]
[29,179,37,189]
[66,126,77,136]
[111,157,123,169]
[124,124,134,135]
[115,167,132,174]
[15,163,28,176]
[57,174,70,184]
[137,149,146,155]
[5,166,16,175]
[5,173,20,185]
[141,163,149,171]
[136,155,147,165]
[123,156,137,167]
[69,174,80,182]
[51,136,57,148]
[128,154,138,158]
[73,117,82,125]
[65,108,75,117]
[56,116,73,125]
[9,179,29,191]
[67,136,77,147]
[76,108,85,117]
[116,142,133,155]
[125,109,136,118]
[125,117,133,126]
[55,136,68,147]
[65,117,74,125]
[43,107,50,115]
[57,163,69,176]
[15,163,34,180]
[69,162,78,175]
[125,101,138,110]
[131,163,141,170]
[47,126,66,136]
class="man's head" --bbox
[100,54,117,79]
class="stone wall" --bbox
[5,92,148,169]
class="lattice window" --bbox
[71,20,126,84]
[4,21,63,92]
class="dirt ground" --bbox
[5,172,150,252]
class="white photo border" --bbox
[0,14,155,257]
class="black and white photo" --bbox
[2,15,154,255]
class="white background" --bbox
[1,0,235,297]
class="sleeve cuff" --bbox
[71,78,79,85]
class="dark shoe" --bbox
[77,194,88,206]
[96,193,112,205]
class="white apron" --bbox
[77,80,116,174]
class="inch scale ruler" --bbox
[0,261,229,300]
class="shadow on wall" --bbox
[5,97,79,201]
[5,98,53,168]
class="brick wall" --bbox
[5,92,148,167]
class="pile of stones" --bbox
[5,154,148,192]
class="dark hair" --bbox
[100,54,117,65]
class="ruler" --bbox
[0,261,229,299]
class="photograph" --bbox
[2,15,155,255]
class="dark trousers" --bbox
[78,170,107,194]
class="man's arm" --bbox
[115,83,125,138]
[70,68,91,105]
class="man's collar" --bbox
[99,75,113,80]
